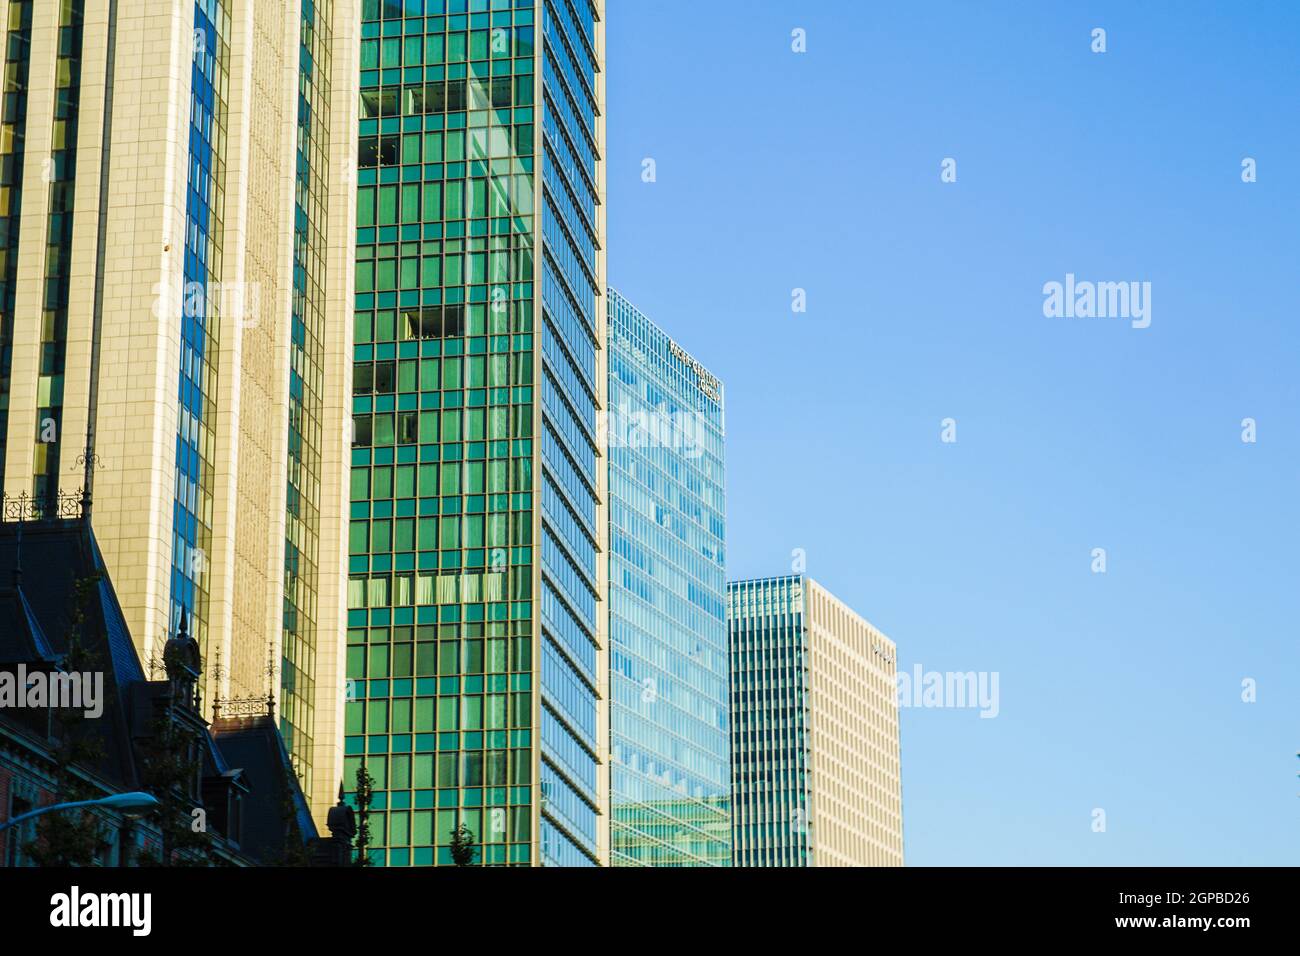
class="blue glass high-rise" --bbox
[606,288,730,866]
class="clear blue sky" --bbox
[604,1,1300,865]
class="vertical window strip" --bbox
[31,0,84,501]
[169,0,228,662]
[0,0,33,480]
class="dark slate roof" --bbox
[0,521,83,652]
[88,533,145,687]
[1,517,317,864]
[211,715,320,863]
[0,522,141,677]
[0,581,57,665]
[0,519,141,790]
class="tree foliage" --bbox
[353,762,376,866]
[449,822,477,866]
[24,576,110,867]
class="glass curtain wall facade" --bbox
[347,0,605,866]
[281,0,334,799]
[606,288,730,866]
[172,0,229,664]
[727,575,811,867]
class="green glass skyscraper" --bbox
[607,288,730,866]
[347,0,606,866]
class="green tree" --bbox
[353,762,376,866]
[134,708,220,867]
[449,821,477,866]
[273,766,311,866]
[25,576,110,867]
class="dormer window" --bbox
[228,792,242,847]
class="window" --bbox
[7,795,32,866]
[403,304,464,340]
[398,411,418,444]
[360,39,379,69]
[358,135,398,168]
[352,415,373,447]
[491,77,511,109]
[359,90,396,120]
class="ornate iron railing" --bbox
[0,489,88,523]
[212,695,276,720]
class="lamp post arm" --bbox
[0,798,104,834]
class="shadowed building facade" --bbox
[344,0,607,865]
[0,0,360,821]
[727,575,903,866]
[0,515,324,867]
[606,288,729,866]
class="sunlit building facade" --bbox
[0,0,358,818]
[606,288,729,866]
[728,575,903,866]
[345,0,607,866]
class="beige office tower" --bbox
[0,0,359,820]
[728,575,904,866]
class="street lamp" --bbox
[0,791,159,833]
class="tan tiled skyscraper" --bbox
[0,0,359,820]
[728,575,904,866]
